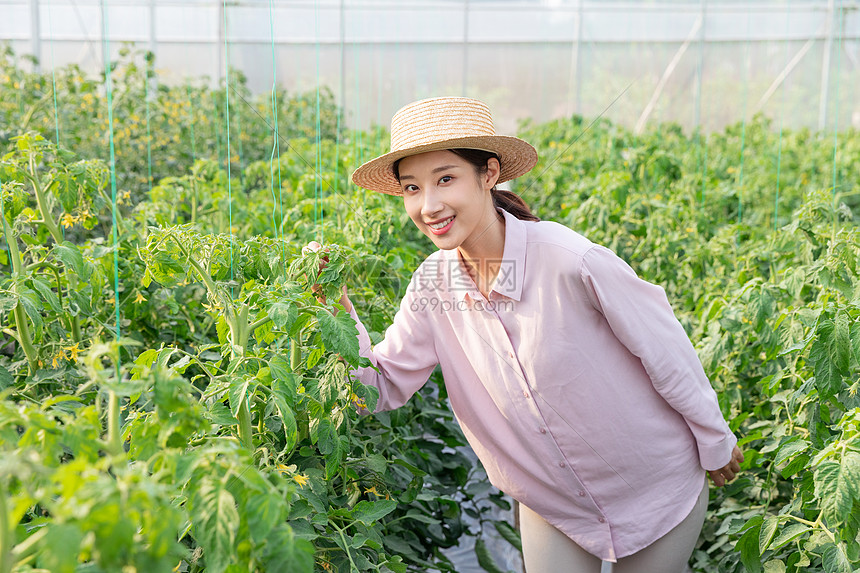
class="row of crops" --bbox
[1,46,859,572]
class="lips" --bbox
[427,215,455,235]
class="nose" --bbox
[420,187,444,219]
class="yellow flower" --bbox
[52,350,66,368]
[63,343,80,363]
[363,485,380,496]
[61,213,77,229]
[133,292,147,304]
[292,474,310,487]
[350,392,367,410]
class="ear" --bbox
[484,157,501,191]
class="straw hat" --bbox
[350,96,539,196]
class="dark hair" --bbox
[392,148,540,222]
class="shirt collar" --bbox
[444,208,527,303]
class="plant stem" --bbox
[229,305,253,450]
[29,167,82,342]
[107,389,122,456]
[0,480,12,573]
[2,218,38,372]
[236,398,254,451]
[290,337,301,372]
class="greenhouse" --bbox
[0,1,859,572]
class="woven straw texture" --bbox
[351,97,538,196]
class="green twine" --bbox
[0,172,11,269]
[222,0,235,298]
[830,0,843,195]
[268,0,285,270]
[774,6,790,232]
[233,78,247,192]
[737,11,751,228]
[46,1,63,241]
[145,55,153,193]
[185,83,198,163]
[315,0,323,243]
[46,4,60,148]
[695,0,707,214]
[100,0,121,344]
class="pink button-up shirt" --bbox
[348,208,736,561]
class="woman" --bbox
[329,96,743,572]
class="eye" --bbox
[403,184,419,194]
[438,175,452,184]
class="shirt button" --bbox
[508,351,515,359]
[523,391,530,399]
[578,490,586,497]
[539,427,547,434]
[598,517,606,524]
[558,461,566,468]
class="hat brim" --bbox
[350,135,538,196]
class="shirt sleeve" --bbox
[347,273,439,413]
[580,245,737,471]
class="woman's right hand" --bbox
[303,241,352,313]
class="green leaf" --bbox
[216,315,229,345]
[493,520,523,552]
[759,515,779,553]
[475,537,506,573]
[0,364,12,389]
[763,560,786,573]
[246,490,284,543]
[268,301,297,330]
[29,277,62,313]
[17,287,43,331]
[192,479,240,573]
[351,499,398,525]
[316,309,360,364]
[821,542,852,573]
[261,524,314,573]
[736,518,763,573]
[774,439,809,467]
[0,293,18,313]
[850,320,860,367]
[270,390,298,453]
[325,435,348,480]
[815,452,860,526]
[315,418,337,455]
[810,316,847,398]
[228,376,250,418]
[54,241,88,279]
[38,524,84,573]
[769,523,810,550]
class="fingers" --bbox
[302,241,322,255]
[708,447,745,487]
[708,470,725,487]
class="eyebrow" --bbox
[399,164,461,181]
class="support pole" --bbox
[340,0,345,118]
[216,1,224,90]
[30,0,41,72]
[635,15,702,135]
[149,0,157,61]
[754,21,826,114]
[462,0,469,97]
[819,0,835,131]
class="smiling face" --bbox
[397,149,501,252]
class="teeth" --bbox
[429,216,454,230]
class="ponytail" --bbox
[492,188,540,222]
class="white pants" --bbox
[519,477,709,573]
